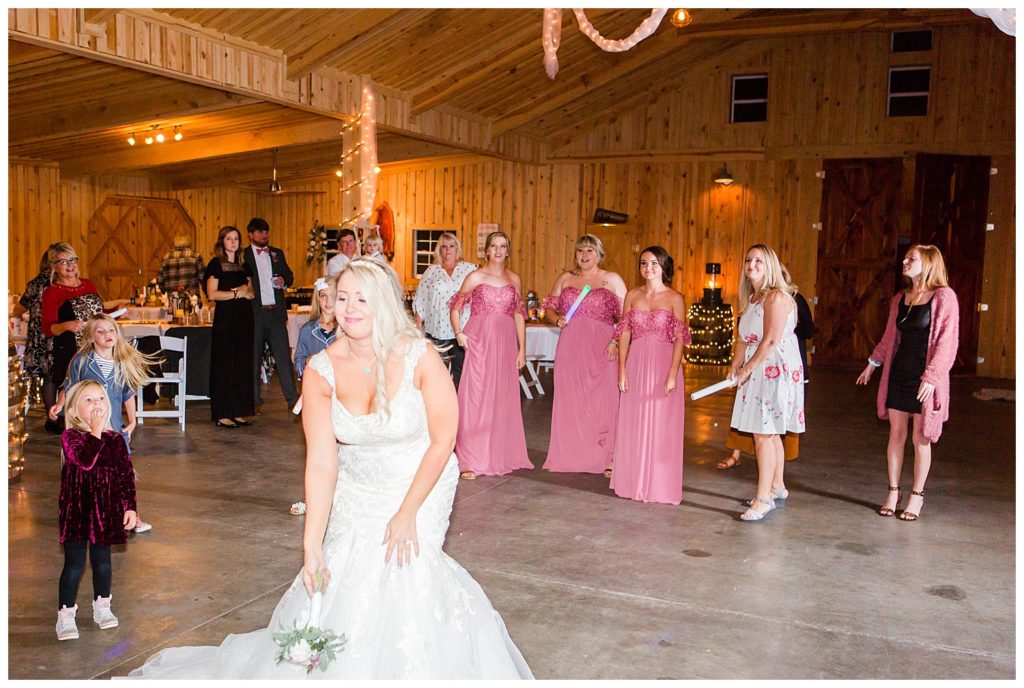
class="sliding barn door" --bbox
[814,158,904,366]
[911,154,990,373]
[87,196,196,299]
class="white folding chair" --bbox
[135,335,188,432]
[519,357,547,400]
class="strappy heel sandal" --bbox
[899,489,924,521]
[744,487,788,506]
[740,495,776,522]
[459,471,477,480]
[878,485,902,517]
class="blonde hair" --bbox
[72,314,163,390]
[433,233,463,265]
[904,244,949,291]
[738,244,796,314]
[337,258,423,420]
[308,276,337,323]
[64,380,112,433]
[363,232,384,253]
[48,242,78,284]
[484,231,512,263]
[173,234,192,249]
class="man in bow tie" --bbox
[245,218,299,411]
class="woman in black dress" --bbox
[204,226,256,428]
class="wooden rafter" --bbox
[286,9,403,80]
[490,8,750,137]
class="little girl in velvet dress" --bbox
[55,380,138,641]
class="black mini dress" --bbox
[885,298,932,414]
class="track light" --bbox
[173,126,183,141]
[144,134,154,145]
[127,133,136,146]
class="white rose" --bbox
[288,639,313,664]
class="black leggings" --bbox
[58,541,112,609]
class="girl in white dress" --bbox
[128,258,532,679]
[728,245,805,522]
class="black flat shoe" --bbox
[232,418,253,426]
[215,420,239,428]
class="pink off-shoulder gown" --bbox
[450,284,532,476]
[610,309,691,505]
[542,287,622,473]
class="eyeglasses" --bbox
[54,258,79,267]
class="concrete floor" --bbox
[7,365,1015,679]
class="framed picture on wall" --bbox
[476,223,499,259]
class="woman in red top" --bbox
[41,244,105,431]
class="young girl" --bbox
[362,232,387,262]
[56,380,138,641]
[48,314,160,533]
[292,276,338,380]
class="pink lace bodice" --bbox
[614,309,691,345]
[449,283,527,318]
[541,287,622,324]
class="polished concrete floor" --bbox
[7,365,1015,679]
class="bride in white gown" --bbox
[129,259,533,679]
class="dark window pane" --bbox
[732,102,767,122]
[733,75,768,100]
[892,29,932,52]
[889,68,930,94]
[888,95,929,117]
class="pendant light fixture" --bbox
[712,164,735,186]
[269,148,283,194]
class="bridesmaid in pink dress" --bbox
[449,231,532,479]
[541,235,627,474]
[611,246,691,505]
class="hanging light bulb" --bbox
[155,130,165,143]
[269,148,282,194]
[127,133,136,146]
[173,126,183,141]
[712,164,735,186]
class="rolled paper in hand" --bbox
[292,398,303,415]
[690,378,736,401]
[563,285,591,322]
[108,308,127,319]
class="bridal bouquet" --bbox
[272,572,347,674]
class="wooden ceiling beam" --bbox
[10,81,259,145]
[285,9,404,80]
[678,8,984,40]
[58,118,346,178]
[315,9,436,72]
[489,8,750,137]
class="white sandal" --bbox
[740,496,776,521]
[289,502,306,515]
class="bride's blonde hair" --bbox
[338,258,423,420]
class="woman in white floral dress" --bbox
[729,244,805,522]
[128,258,532,679]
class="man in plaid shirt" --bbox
[159,235,206,296]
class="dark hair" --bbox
[246,217,270,234]
[213,226,243,263]
[639,245,674,285]
[338,228,356,241]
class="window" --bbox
[887,66,930,117]
[731,74,768,123]
[891,29,933,53]
[412,228,452,278]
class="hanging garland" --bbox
[305,220,327,266]
[542,8,668,80]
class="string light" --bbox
[685,302,735,365]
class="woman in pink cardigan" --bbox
[856,245,959,521]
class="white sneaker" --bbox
[56,605,79,640]
[92,595,118,629]
[133,519,153,533]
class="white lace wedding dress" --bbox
[129,340,533,679]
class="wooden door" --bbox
[814,158,904,366]
[587,224,639,287]
[911,154,990,373]
[87,197,196,299]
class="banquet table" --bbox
[122,322,213,400]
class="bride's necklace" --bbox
[347,344,376,375]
